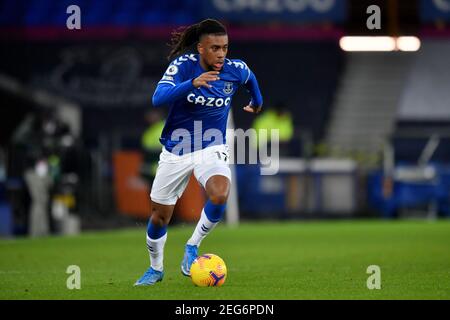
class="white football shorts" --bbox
[150,144,231,205]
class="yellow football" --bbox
[190,253,227,287]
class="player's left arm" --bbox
[243,70,263,114]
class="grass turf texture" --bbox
[1,220,449,299]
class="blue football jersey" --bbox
[153,54,257,154]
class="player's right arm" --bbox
[152,62,220,107]
[152,80,194,107]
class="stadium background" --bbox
[0,0,449,300]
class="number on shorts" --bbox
[215,151,228,162]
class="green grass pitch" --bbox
[1,220,449,299]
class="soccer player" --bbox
[135,19,263,286]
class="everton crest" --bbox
[223,82,233,95]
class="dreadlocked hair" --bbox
[168,19,227,61]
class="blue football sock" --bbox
[204,200,226,223]
[147,220,167,240]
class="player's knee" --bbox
[150,213,169,227]
[209,192,228,205]
[206,177,230,205]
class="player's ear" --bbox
[197,42,203,55]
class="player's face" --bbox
[197,34,228,71]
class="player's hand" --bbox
[243,104,262,114]
[192,71,220,88]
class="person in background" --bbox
[140,110,165,185]
[252,101,293,157]
[13,107,76,237]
